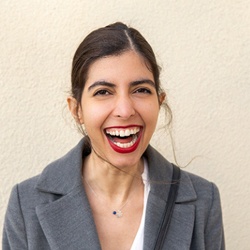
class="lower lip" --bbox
[106,132,142,154]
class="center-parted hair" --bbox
[71,22,172,125]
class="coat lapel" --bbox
[36,186,101,250]
[143,146,197,250]
[35,139,101,250]
[34,139,197,249]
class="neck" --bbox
[82,151,144,203]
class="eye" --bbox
[134,88,152,94]
[93,89,111,96]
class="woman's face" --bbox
[78,50,162,168]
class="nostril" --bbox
[113,98,136,119]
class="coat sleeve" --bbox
[2,185,28,250]
[205,183,225,249]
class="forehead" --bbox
[85,50,154,85]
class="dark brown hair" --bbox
[71,22,172,126]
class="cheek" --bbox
[138,103,159,131]
[82,104,108,130]
[141,102,160,119]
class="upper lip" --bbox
[105,125,142,137]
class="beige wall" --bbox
[1,0,250,248]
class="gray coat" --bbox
[3,138,225,249]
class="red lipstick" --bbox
[105,126,142,154]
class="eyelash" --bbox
[93,87,152,96]
[134,88,152,94]
[93,89,111,96]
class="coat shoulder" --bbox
[178,168,223,225]
[181,169,221,201]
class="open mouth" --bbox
[105,126,142,153]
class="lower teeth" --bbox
[113,136,137,148]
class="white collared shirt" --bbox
[130,158,150,250]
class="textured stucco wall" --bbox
[1,1,250,249]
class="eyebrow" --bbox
[88,79,155,92]
[88,81,116,92]
[130,79,155,88]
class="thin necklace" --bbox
[83,177,136,218]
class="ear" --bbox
[159,92,166,106]
[67,96,84,124]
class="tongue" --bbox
[112,135,133,144]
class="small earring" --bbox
[81,124,87,135]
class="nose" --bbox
[113,95,136,119]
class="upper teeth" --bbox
[106,127,140,137]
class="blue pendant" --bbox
[113,210,123,218]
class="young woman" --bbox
[3,22,225,250]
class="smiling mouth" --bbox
[105,126,141,151]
